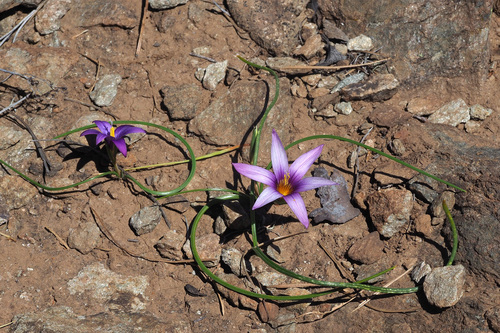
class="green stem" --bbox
[443,200,458,266]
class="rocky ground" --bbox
[0,0,499,332]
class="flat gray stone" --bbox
[149,0,188,10]
[67,221,101,254]
[89,74,122,107]
[129,206,162,236]
[201,60,227,91]
[35,0,71,35]
[428,99,470,126]
[424,265,466,308]
[160,83,206,120]
[341,74,399,102]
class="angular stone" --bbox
[367,188,413,238]
[227,0,309,56]
[341,74,399,102]
[322,19,349,42]
[149,0,188,10]
[201,60,227,91]
[63,0,138,28]
[347,232,384,264]
[221,247,253,277]
[35,0,71,35]
[424,265,466,308]
[160,83,205,120]
[89,74,122,107]
[309,167,361,224]
[67,221,101,254]
[129,206,162,236]
[155,230,185,260]
[254,271,288,287]
[368,105,412,128]
[334,101,353,115]
[294,33,323,59]
[429,191,456,218]
[406,97,445,116]
[347,34,373,51]
[428,99,470,126]
[411,261,432,283]
[469,104,493,120]
[331,72,366,93]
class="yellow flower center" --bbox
[277,173,293,196]
[110,126,116,137]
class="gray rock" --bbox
[35,0,71,35]
[254,271,288,287]
[367,188,413,238]
[428,99,470,126]
[347,34,373,51]
[67,221,101,254]
[341,74,399,102]
[189,78,292,147]
[424,265,466,308]
[347,232,384,264]
[309,167,361,224]
[322,19,349,42]
[429,191,456,218]
[411,261,432,284]
[183,233,221,267]
[331,72,366,93]
[0,175,38,210]
[160,83,205,120]
[89,74,122,107]
[227,0,309,56]
[221,247,253,276]
[319,0,492,93]
[469,104,493,120]
[149,0,188,10]
[334,101,353,115]
[67,262,148,312]
[129,206,162,236]
[201,60,227,91]
[315,104,337,118]
[154,230,185,260]
[10,306,189,333]
[63,0,137,28]
[222,201,251,230]
[0,125,24,150]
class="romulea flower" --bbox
[80,120,145,157]
[233,129,337,228]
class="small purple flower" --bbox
[233,129,337,228]
[81,121,145,157]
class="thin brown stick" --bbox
[44,226,69,249]
[135,0,149,57]
[281,58,391,71]
[318,241,355,282]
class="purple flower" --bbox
[81,121,145,157]
[233,129,337,228]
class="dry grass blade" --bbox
[0,232,16,242]
[44,226,69,249]
[281,58,391,72]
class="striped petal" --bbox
[293,176,338,193]
[271,129,289,180]
[114,125,146,139]
[232,163,276,187]
[283,192,309,228]
[93,120,112,135]
[252,187,283,210]
[289,144,323,185]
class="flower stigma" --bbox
[110,126,116,137]
[277,173,293,196]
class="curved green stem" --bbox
[443,200,458,266]
[0,157,115,191]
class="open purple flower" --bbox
[80,120,145,157]
[233,129,337,228]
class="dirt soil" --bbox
[1,1,500,332]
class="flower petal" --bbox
[253,187,283,210]
[80,129,102,137]
[283,192,309,228]
[114,125,146,139]
[232,163,276,187]
[93,120,112,135]
[271,129,289,180]
[289,144,324,184]
[293,176,338,193]
[112,138,128,156]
